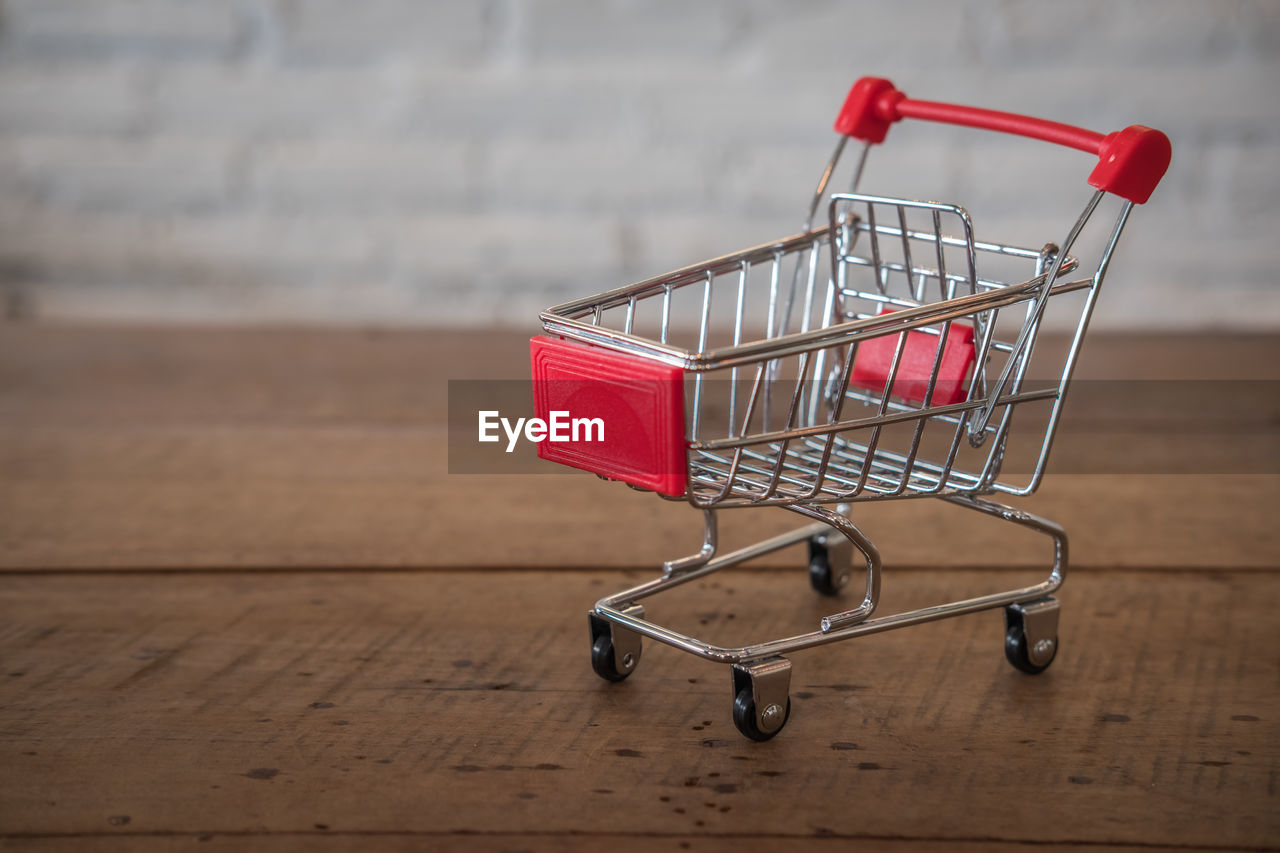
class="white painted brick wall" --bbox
[0,0,1276,329]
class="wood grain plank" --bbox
[1,326,1276,572]
[3,326,1277,429]
[1,425,1276,570]
[0,836,1246,852]
[0,570,1275,847]
[1,418,1275,570]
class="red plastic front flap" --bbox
[530,336,687,497]
[849,311,975,407]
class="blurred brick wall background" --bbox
[0,0,1275,329]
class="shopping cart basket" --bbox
[531,76,1170,740]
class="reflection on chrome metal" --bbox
[663,510,718,576]
[785,503,879,632]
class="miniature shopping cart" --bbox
[531,77,1170,740]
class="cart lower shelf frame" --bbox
[588,494,1064,740]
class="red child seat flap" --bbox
[848,309,976,406]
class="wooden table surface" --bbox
[1,326,1277,852]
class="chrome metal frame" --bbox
[592,495,1065,665]
[542,130,1135,734]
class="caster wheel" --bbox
[1004,618,1057,675]
[808,540,848,596]
[589,610,643,683]
[591,632,638,682]
[731,686,791,742]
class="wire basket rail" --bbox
[532,76,1170,741]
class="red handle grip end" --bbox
[833,77,903,143]
[1087,125,1171,205]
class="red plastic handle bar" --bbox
[834,77,1171,204]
